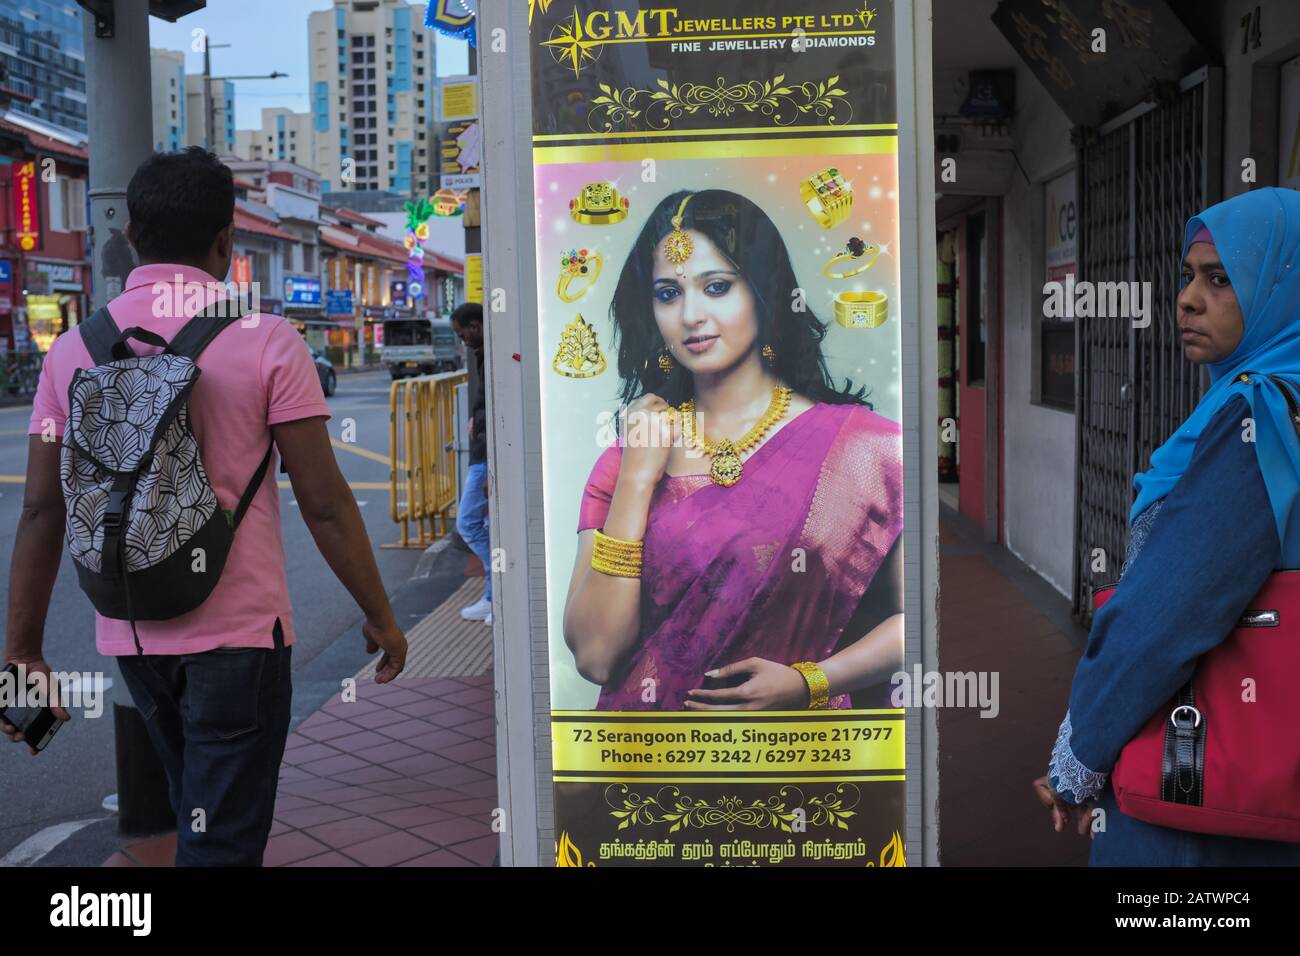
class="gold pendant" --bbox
[664,228,694,269]
[551,314,607,378]
[709,439,743,487]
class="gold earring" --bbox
[659,347,674,371]
[762,344,776,366]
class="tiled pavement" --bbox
[937,502,1093,866]
[104,675,499,868]
[104,507,1097,867]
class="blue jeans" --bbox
[457,461,491,603]
[1090,783,1300,866]
[117,620,293,866]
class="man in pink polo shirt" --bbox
[2,148,407,866]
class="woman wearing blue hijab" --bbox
[1032,187,1300,865]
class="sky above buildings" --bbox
[147,0,470,130]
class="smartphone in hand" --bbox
[0,662,63,752]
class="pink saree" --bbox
[577,401,904,711]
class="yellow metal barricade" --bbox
[388,371,467,548]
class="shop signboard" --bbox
[284,275,323,307]
[527,0,910,867]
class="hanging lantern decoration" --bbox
[403,196,437,301]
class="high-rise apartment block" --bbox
[0,0,87,132]
[235,108,316,167]
[307,0,435,195]
[147,49,237,156]
[150,48,187,153]
[186,74,235,154]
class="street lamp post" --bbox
[199,36,287,152]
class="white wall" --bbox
[998,62,1077,596]
[1204,0,1300,198]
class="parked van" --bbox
[383,317,462,378]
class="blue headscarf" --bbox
[1130,187,1300,565]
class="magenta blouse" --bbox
[577,400,904,711]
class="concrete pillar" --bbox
[84,0,153,310]
[82,0,175,837]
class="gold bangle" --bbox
[832,290,889,329]
[593,529,642,558]
[823,237,880,279]
[570,182,629,226]
[791,662,830,709]
[591,555,642,577]
[798,166,853,229]
[556,248,603,302]
[592,529,643,578]
[592,558,641,577]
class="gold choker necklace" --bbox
[679,384,792,487]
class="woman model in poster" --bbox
[1035,187,1300,865]
[562,189,904,712]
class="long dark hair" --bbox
[608,189,869,408]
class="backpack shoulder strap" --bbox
[167,301,248,361]
[232,442,275,529]
[78,307,120,366]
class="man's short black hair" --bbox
[451,302,483,328]
[127,147,235,263]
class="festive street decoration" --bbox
[426,0,476,47]
[432,188,466,217]
[403,196,437,300]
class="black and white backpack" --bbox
[62,305,273,652]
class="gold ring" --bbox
[799,166,853,229]
[556,248,603,302]
[823,237,880,279]
[570,182,629,226]
[833,291,889,329]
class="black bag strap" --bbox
[167,302,247,361]
[110,327,171,361]
[1266,374,1300,439]
[80,301,245,364]
[100,474,134,580]
[232,442,275,530]
[1233,372,1300,442]
[79,307,120,366]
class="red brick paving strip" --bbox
[104,675,498,867]
[938,512,1092,867]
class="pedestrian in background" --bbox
[452,302,492,627]
[2,147,407,866]
[1035,187,1300,865]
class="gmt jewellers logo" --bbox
[534,3,881,77]
[49,887,151,936]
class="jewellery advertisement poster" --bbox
[529,1,906,866]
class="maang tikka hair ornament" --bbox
[663,194,694,276]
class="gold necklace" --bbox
[679,384,793,487]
